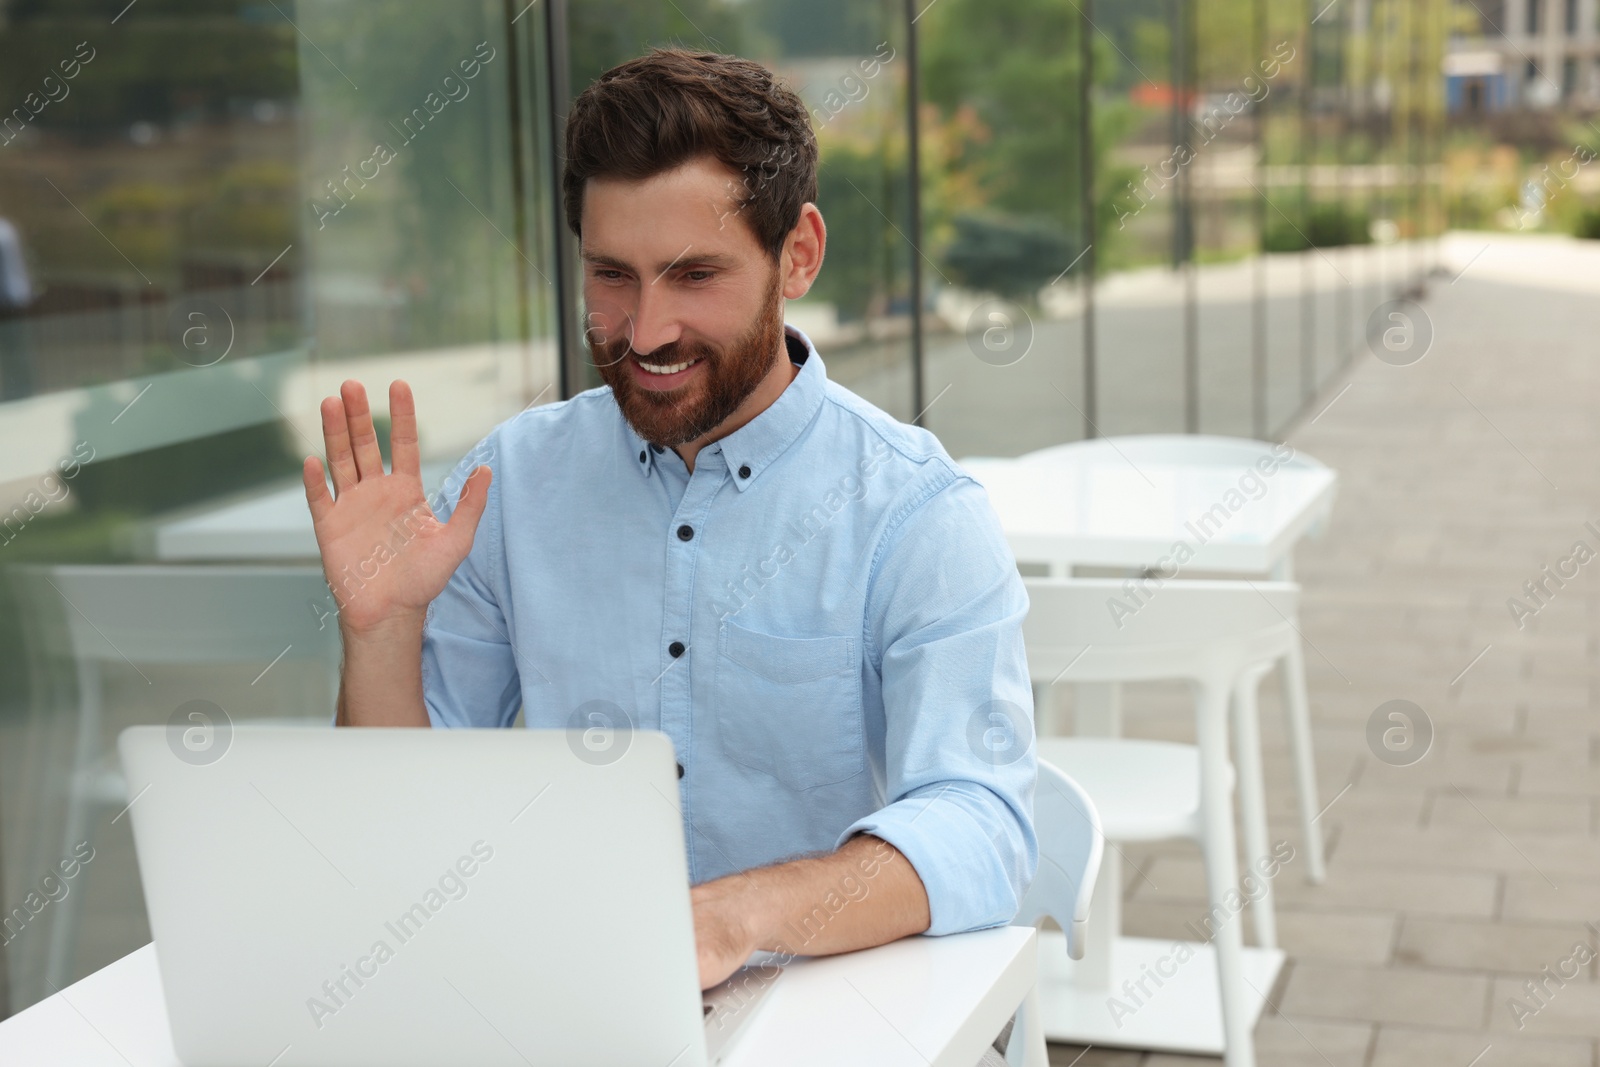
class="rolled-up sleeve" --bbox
[835,469,1037,936]
[419,434,522,729]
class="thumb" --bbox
[444,466,492,551]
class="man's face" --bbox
[581,157,786,448]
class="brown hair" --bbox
[562,47,818,260]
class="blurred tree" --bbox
[918,0,1137,288]
[566,0,748,88]
[941,211,1075,299]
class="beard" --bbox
[591,267,786,448]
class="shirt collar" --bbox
[625,323,827,490]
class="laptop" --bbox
[117,724,781,1067]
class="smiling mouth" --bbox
[634,355,703,375]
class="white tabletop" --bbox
[958,435,1337,574]
[0,927,1039,1067]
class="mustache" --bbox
[599,336,717,369]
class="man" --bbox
[303,47,1035,1063]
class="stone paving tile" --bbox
[1369,1025,1593,1067]
[1488,975,1600,1039]
[1123,899,1398,965]
[1135,855,1502,919]
[1395,916,1597,975]
[1425,792,1594,836]
[1334,822,1600,880]
[1278,961,1491,1029]
[1502,874,1600,924]
[1139,1017,1373,1067]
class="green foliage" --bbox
[918,0,1142,281]
[812,140,907,321]
[1574,206,1600,240]
[1264,203,1371,251]
[941,212,1076,301]
[565,0,748,88]
[919,0,1086,240]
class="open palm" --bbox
[302,380,491,635]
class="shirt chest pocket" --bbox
[713,621,864,791]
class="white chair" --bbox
[1019,577,1299,1067]
[1002,760,1103,1067]
[1021,434,1332,885]
[4,564,341,995]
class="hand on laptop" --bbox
[691,876,760,989]
[302,380,491,636]
[689,833,932,989]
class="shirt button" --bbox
[738,464,751,478]
[639,449,647,463]
[677,524,694,541]
[669,640,685,657]
[676,762,684,779]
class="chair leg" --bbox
[1277,640,1327,884]
[1231,667,1278,950]
[1197,681,1257,1067]
[1070,681,1121,991]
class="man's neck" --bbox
[673,354,799,474]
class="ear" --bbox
[778,203,825,300]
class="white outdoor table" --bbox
[0,927,1046,1067]
[957,442,1336,579]
[958,436,1337,1059]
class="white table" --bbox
[149,462,453,562]
[0,927,1046,1067]
[959,436,1336,1058]
[957,441,1336,577]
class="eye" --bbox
[592,268,626,282]
[684,269,715,282]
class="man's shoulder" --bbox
[816,377,965,487]
[488,385,621,450]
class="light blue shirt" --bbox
[422,324,1037,935]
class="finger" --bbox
[389,380,421,479]
[302,456,334,525]
[320,396,359,495]
[340,380,386,480]
[444,466,492,552]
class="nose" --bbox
[627,280,683,357]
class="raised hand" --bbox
[302,380,491,637]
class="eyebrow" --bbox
[580,248,742,275]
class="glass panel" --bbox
[917,0,1088,457]
[1193,0,1264,437]
[0,0,554,1013]
[1094,0,1187,436]
[1309,0,1356,391]
[1261,0,1309,434]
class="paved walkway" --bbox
[1053,233,1600,1066]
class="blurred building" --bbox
[1452,0,1600,110]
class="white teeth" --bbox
[636,356,700,375]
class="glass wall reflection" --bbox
[916,0,1088,458]
[0,0,555,1013]
[1093,0,1187,437]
